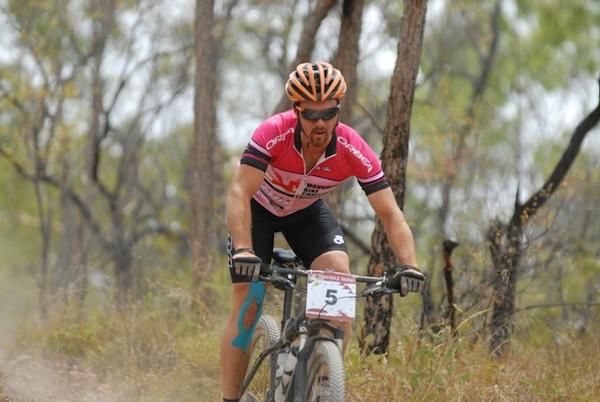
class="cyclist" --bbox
[221,61,425,402]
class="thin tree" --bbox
[326,0,366,218]
[271,0,338,114]
[361,0,428,355]
[421,0,502,331]
[1,1,189,308]
[191,0,237,304]
[488,77,600,357]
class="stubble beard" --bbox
[309,129,330,148]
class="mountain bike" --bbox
[240,248,406,402]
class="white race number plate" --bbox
[305,270,356,321]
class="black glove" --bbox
[388,266,425,297]
[232,249,262,281]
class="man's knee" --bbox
[311,250,350,273]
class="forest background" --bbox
[1,0,599,401]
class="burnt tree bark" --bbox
[361,0,428,355]
[442,240,459,335]
[489,77,600,357]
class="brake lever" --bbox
[271,275,296,289]
[361,286,396,298]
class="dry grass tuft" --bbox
[12,281,600,402]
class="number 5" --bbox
[325,289,338,305]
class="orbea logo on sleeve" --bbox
[266,128,294,150]
[337,137,373,173]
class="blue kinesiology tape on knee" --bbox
[231,281,266,352]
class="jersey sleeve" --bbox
[350,133,390,195]
[240,117,278,172]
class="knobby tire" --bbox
[242,315,280,402]
[305,341,345,402]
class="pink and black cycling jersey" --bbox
[240,109,390,217]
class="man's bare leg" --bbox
[220,282,265,400]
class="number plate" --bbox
[305,270,356,321]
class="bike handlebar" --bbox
[258,262,407,296]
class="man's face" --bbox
[296,99,339,149]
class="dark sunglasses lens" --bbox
[301,107,338,121]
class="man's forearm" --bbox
[382,215,418,266]
[226,188,253,250]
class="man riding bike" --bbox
[221,61,425,402]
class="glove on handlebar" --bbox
[388,266,426,297]
[232,254,262,281]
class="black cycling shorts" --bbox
[228,199,347,283]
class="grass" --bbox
[345,330,600,401]
[10,299,599,402]
[5,263,599,402]
[17,304,223,401]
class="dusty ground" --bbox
[0,279,130,402]
[0,345,131,402]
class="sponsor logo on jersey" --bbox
[337,137,373,173]
[270,170,301,193]
[265,128,294,150]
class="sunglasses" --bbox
[297,106,339,121]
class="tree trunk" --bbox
[442,240,459,335]
[488,77,600,357]
[362,0,428,355]
[73,212,89,314]
[326,0,365,217]
[55,191,77,305]
[114,241,134,307]
[272,0,338,114]
[335,0,364,125]
[488,220,522,356]
[33,177,51,320]
[423,0,502,330]
[191,0,222,303]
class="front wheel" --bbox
[241,315,281,402]
[305,341,345,402]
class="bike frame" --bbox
[241,253,394,401]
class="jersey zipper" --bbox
[282,147,336,214]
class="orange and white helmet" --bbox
[285,62,347,103]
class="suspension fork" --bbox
[288,321,345,402]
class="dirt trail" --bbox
[0,271,205,402]
[0,275,131,402]
[0,344,132,402]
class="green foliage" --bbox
[8,0,76,63]
[509,0,600,87]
